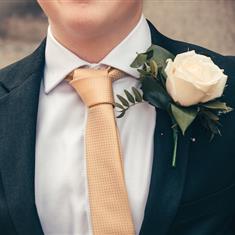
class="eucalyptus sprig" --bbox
[115,87,143,118]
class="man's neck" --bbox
[50,13,142,64]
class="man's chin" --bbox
[58,0,92,4]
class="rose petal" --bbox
[166,75,207,106]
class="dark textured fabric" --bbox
[0,21,234,235]
[0,40,46,235]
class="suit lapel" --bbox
[140,109,191,235]
[0,40,46,235]
[139,22,192,235]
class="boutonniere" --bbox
[115,45,233,167]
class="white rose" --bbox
[165,50,228,107]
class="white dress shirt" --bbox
[35,14,156,235]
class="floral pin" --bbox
[115,45,233,167]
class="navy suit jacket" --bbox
[0,20,235,235]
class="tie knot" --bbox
[66,67,125,108]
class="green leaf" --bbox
[147,45,175,69]
[207,119,222,136]
[141,76,171,110]
[116,110,126,118]
[115,102,124,109]
[203,101,233,113]
[150,59,158,77]
[117,95,129,107]
[171,104,198,135]
[132,87,143,102]
[158,69,167,88]
[137,69,150,77]
[201,110,219,121]
[124,89,135,104]
[130,53,148,68]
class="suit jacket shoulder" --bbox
[0,39,46,97]
[226,55,235,64]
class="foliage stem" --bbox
[172,128,178,167]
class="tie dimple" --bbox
[69,68,113,108]
[66,67,135,235]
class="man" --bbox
[0,1,235,235]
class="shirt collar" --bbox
[44,14,152,94]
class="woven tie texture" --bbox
[66,67,135,235]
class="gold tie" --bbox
[66,67,135,235]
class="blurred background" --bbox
[0,0,235,69]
